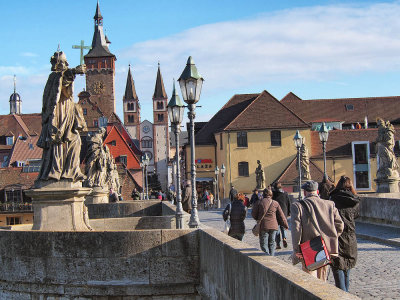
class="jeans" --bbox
[259,229,278,256]
[332,267,350,292]
[275,226,287,246]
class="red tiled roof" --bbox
[195,93,259,144]
[282,94,400,124]
[274,157,326,185]
[0,114,41,138]
[225,91,309,130]
[7,136,42,166]
[0,167,37,189]
[310,128,400,158]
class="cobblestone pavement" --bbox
[198,208,400,300]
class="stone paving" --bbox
[198,208,400,300]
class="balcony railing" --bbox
[0,202,33,212]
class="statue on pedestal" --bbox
[36,50,87,183]
[84,128,108,188]
[255,160,266,190]
[297,139,311,180]
[376,118,399,180]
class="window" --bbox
[127,102,135,111]
[5,189,22,203]
[237,132,248,147]
[270,130,281,146]
[238,162,249,177]
[22,159,41,173]
[157,101,164,110]
[6,217,21,225]
[6,136,14,145]
[352,141,370,189]
[119,155,127,165]
[83,108,87,115]
[220,133,223,150]
[111,140,116,146]
[99,116,108,128]
[157,114,164,122]
[128,115,134,123]
[93,119,98,127]
[141,138,152,148]
[345,104,354,111]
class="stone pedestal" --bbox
[375,177,400,193]
[85,186,109,204]
[25,180,92,231]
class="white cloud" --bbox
[20,52,38,58]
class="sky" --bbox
[1,0,400,124]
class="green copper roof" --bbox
[178,56,204,81]
[168,81,184,107]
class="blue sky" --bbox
[1,0,400,124]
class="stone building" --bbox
[190,90,400,195]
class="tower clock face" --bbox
[92,81,105,94]
[143,125,150,133]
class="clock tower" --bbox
[84,1,116,116]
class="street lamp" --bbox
[142,153,150,200]
[293,130,303,201]
[319,122,329,180]
[221,164,226,205]
[178,56,204,228]
[168,81,185,229]
[140,162,144,199]
[214,166,219,208]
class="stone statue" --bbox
[255,160,266,189]
[298,139,311,180]
[376,118,399,180]
[36,50,87,183]
[84,128,107,188]
[104,147,121,195]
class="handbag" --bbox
[223,203,232,234]
[252,199,272,236]
[299,200,331,271]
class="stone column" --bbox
[375,178,400,193]
[25,181,92,231]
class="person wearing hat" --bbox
[291,180,344,281]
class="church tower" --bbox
[84,1,116,117]
[123,65,141,140]
[9,75,21,115]
[152,63,169,189]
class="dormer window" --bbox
[6,136,14,145]
[345,104,354,111]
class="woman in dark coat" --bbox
[223,193,247,241]
[329,175,360,292]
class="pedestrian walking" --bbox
[272,182,291,249]
[131,188,140,200]
[223,193,247,241]
[318,175,335,200]
[182,181,192,213]
[329,176,360,292]
[252,188,288,256]
[291,180,344,281]
[229,185,238,202]
[249,189,259,207]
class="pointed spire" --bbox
[124,65,138,100]
[94,0,103,24]
[153,63,167,99]
[13,75,16,93]
[85,1,114,58]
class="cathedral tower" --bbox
[152,63,169,189]
[123,65,141,140]
[84,1,116,117]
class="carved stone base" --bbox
[375,177,400,193]
[25,180,92,231]
[86,186,109,204]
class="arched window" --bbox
[141,137,153,148]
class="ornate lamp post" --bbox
[293,130,303,201]
[168,81,185,229]
[142,153,150,200]
[319,122,329,180]
[140,162,144,199]
[178,56,204,228]
[220,164,226,206]
[214,166,219,208]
